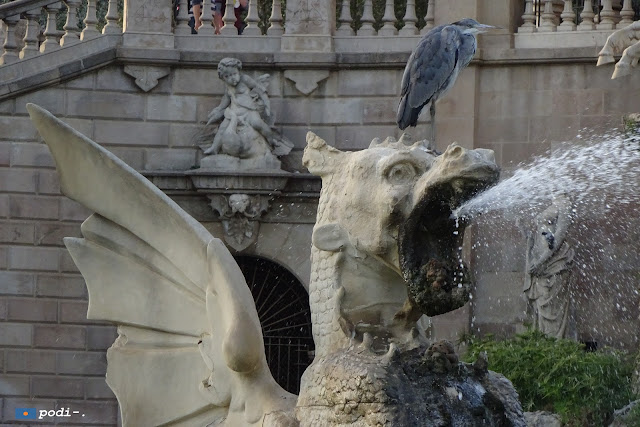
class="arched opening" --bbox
[234,255,314,395]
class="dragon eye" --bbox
[386,163,416,185]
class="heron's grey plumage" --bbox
[397,19,497,136]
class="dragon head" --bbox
[304,132,499,345]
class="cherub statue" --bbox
[597,21,640,79]
[524,194,575,339]
[203,58,292,160]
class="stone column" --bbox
[122,0,174,48]
[477,0,522,33]
[435,0,478,27]
[280,0,336,52]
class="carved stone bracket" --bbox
[208,193,272,251]
[284,70,330,95]
[190,171,292,251]
[123,65,170,92]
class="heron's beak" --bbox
[475,24,501,32]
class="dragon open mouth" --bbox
[399,154,499,317]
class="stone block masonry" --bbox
[0,45,639,425]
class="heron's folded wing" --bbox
[407,26,459,109]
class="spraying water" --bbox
[455,135,640,222]
[456,133,640,349]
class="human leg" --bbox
[213,0,224,34]
[192,0,203,29]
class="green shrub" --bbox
[463,330,636,426]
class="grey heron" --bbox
[397,18,498,147]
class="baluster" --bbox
[0,15,20,65]
[358,0,376,36]
[20,8,41,59]
[578,0,595,30]
[422,0,435,34]
[243,0,261,35]
[41,2,63,52]
[175,0,192,35]
[220,0,237,34]
[379,0,397,36]
[60,0,82,46]
[539,0,558,31]
[335,0,354,36]
[267,0,284,36]
[520,0,537,32]
[558,0,576,31]
[199,0,215,34]
[619,0,635,25]
[597,0,616,29]
[399,0,418,35]
[102,0,120,34]
[81,0,100,40]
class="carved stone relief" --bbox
[208,193,271,251]
[284,70,330,95]
[123,65,170,92]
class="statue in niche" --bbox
[200,57,293,170]
[524,194,575,339]
[598,21,640,79]
[28,103,526,426]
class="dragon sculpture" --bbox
[28,104,525,426]
[598,21,640,79]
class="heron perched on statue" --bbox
[397,18,499,149]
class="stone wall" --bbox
[1,50,640,423]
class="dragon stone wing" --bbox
[27,104,295,427]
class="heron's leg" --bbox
[429,101,436,150]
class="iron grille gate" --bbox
[234,255,315,395]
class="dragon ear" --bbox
[303,132,344,176]
[312,223,349,252]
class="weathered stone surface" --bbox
[33,324,86,349]
[94,120,170,146]
[0,271,35,295]
[524,411,562,427]
[296,345,525,426]
[0,323,33,346]
[66,92,145,119]
[7,298,57,322]
[146,95,198,122]
[6,350,56,374]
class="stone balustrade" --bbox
[3,0,640,65]
[519,0,639,33]
[0,0,121,66]
[0,0,437,66]
[173,0,434,37]
[2,0,640,92]
[515,0,639,49]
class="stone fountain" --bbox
[27,103,525,426]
